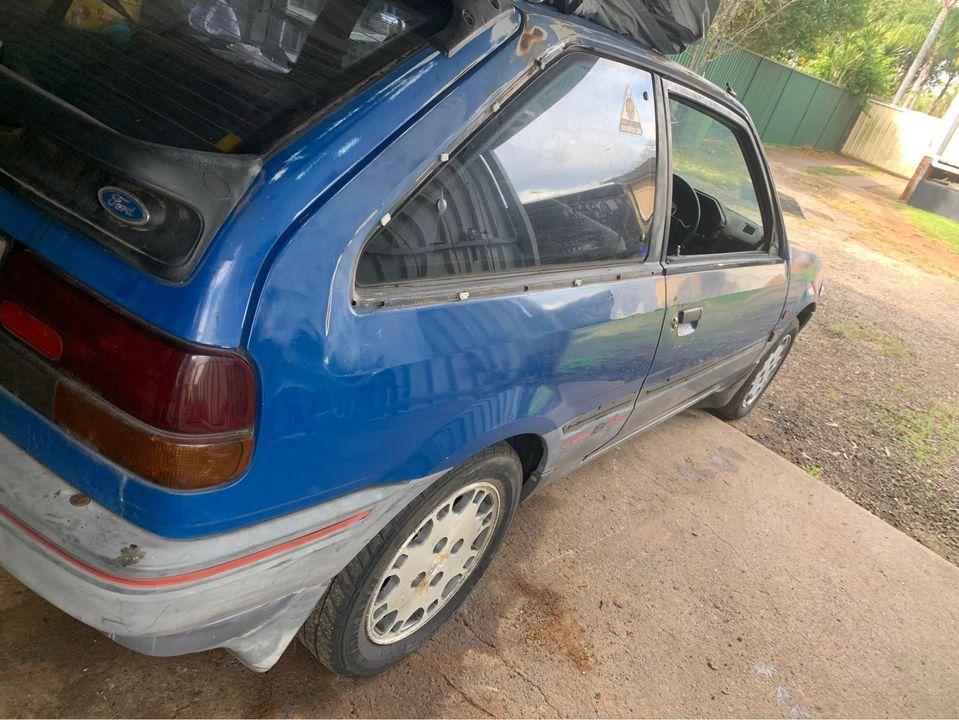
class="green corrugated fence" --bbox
[673,44,861,152]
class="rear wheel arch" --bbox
[504,433,546,486]
[797,302,816,330]
[298,441,523,675]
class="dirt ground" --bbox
[737,148,959,565]
[3,413,959,718]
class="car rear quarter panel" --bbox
[243,17,670,528]
[0,15,526,537]
[784,244,822,322]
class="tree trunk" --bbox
[905,60,934,109]
[893,0,954,105]
[931,70,959,116]
[689,0,745,73]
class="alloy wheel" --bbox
[742,334,792,409]
[365,481,501,644]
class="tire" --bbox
[714,323,798,421]
[297,443,522,676]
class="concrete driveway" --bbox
[2,410,958,717]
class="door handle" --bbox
[678,307,702,324]
[671,306,703,335]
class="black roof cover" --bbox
[547,0,719,55]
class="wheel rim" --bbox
[365,481,502,645]
[742,334,792,409]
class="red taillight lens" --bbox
[0,247,255,434]
[0,246,257,489]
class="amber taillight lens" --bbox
[0,245,256,489]
[53,381,253,490]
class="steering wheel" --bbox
[669,174,701,253]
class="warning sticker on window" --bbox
[620,85,644,137]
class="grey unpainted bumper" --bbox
[0,432,439,671]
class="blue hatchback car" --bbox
[0,0,822,675]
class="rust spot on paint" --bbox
[69,493,91,507]
[518,27,547,56]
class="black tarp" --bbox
[548,0,720,55]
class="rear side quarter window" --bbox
[356,53,659,289]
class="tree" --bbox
[802,21,904,99]
[734,0,869,60]
[898,6,959,109]
[688,0,870,73]
[913,78,959,115]
[688,0,959,104]
[784,0,957,101]
[893,0,957,104]
[687,0,750,72]
[929,57,959,115]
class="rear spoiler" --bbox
[544,0,720,55]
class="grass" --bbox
[817,195,959,281]
[896,205,959,254]
[802,464,823,477]
[804,163,887,179]
[805,166,860,177]
[674,148,747,195]
[876,401,959,468]
[828,322,911,358]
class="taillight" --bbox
[0,246,256,489]
[53,382,254,490]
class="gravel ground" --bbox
[736,148,959,565]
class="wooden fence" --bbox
[841,101,947,178]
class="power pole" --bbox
[893,0,956,106]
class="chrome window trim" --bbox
[354,261,662,311]
[662,253,784,276]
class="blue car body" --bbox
[0,0,822,670]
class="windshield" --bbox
[0,0,450,154]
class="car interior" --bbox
[666,96,773,259]
[668,173,768,257]
[355,151,650,286]
[2,0,450,154]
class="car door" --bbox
[617,79,788,437]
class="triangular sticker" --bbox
[620,85,644,137]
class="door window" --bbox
[356,53,658,287]
[667,98,770,258]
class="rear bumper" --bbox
[0,430,439,671]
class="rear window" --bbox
[0,0,450,154]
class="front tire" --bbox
[298,443,522,676]
[715,323,798,420]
